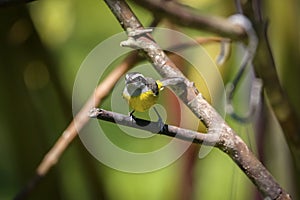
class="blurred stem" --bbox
[246,0,300,187]
[179,144,199,200]
[254,96,267,200]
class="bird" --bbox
[122,72,163,116]
[122,72,185,116]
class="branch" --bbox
[104,0,292,199]
[89,108,219,146]
[130,0,246,40]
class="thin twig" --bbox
[225,14,262,123]
[169,36,230,52]
[104,0,292,199]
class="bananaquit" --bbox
[122,72,163,115]
[122,72,185,116]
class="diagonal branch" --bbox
[104,0,292,199]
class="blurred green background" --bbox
[0,0,299,199]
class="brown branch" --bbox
[130,0,246,40]
[103,0,292,199]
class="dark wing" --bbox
[145,77,159,95]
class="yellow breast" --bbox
[127,90,159,112]
[123,80,163,112]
